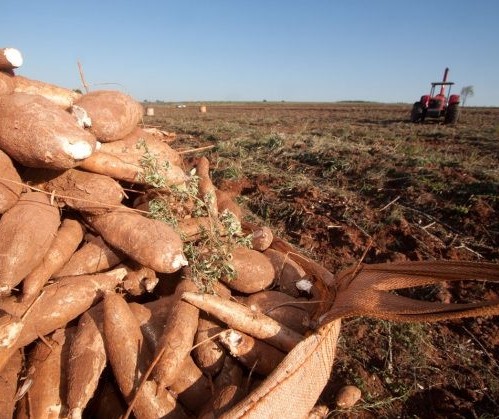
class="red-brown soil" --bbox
[147,102,498,418]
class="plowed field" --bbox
[146,102,499,418]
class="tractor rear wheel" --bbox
[445,103,460,124]
[411,102,423,122]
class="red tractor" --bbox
[411,68,460,124]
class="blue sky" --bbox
[2,1,498,105]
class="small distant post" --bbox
[145,107,155,116]
[199,105,207,113]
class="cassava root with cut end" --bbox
[181,292,303,353]
[264,248,309,297]
[219,329,286,376]
[0,93,96,168]
[0,48,23,70]
[85,207,188,273]
[0,268,128,355]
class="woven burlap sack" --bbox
[221,237,499,418]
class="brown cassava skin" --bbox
[41,168,124,214]
[129,297,173,352]
[85,207,187,273]
[219,329,286,376]
[121,261,158,296]
[192,314,226,376]
[181,292,303,353]
[78,149,187,186]
[199,385,246,419]
[0,149,22,214]
[213,355,244,390]
[264,248,308,297]
[169,356,212,415]
[249,225,273,252]
[0,268,127,353]
[0,192,60,296]
[0,93,96,169]
[245,290,311,334]
[308,405,330,419]
[0,71,14,95]
[153,278,200,389]
[78,150,140,182]
[212,281,233,300]
[0,313,23,350]
[13,75,81,109]
[199,357,245,419]
[177,216,216,241]
[335,385,362,409]
[53,235,123,278]
[216,189,243,221]
[100,126,183,167]
[23,328,74,419]
[103,293,185,419]
[222,247,275,294]
[0,348,22,419]
[196,157,218,219]
[22,218,85,302]
[67,305,106,418]
[74,90,143,142]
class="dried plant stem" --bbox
[77,60,89,93]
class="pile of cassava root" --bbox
[0,47,329,418]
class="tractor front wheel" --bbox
[445,103,460,124]
[410,102,423,122]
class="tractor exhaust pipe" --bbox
[439,67,449,96]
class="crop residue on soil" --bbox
[147,102,499,418]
